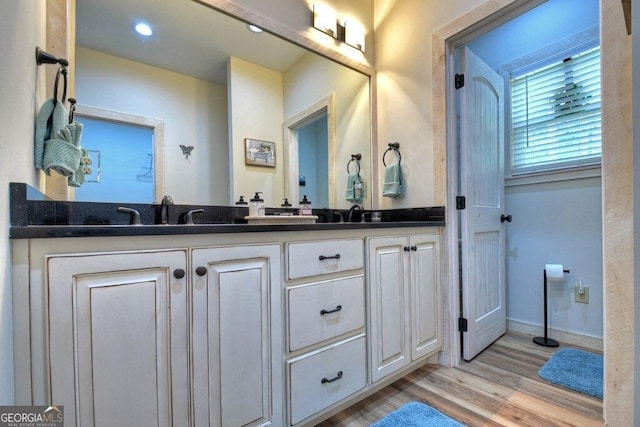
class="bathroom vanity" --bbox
[10,185,445,427]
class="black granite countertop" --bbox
[9,183,445,239]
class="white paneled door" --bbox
[459,46,507,361]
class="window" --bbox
[510,46,601,175]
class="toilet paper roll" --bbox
[545,264,566,282]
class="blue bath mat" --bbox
[372,402,465,427]
[538,348,603,399]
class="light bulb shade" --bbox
[345,21,365,52]
[313,3,337,37]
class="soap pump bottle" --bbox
[249,192,265,216]
[299,195,312,216]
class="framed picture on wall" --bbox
[245,138,276,167]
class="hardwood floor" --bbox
[317,332,603,426]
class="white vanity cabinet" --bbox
[367,234,441,383]
[46,250,190,427]
[17,242,282,427]
[12,226,443,427]
[191,244,282,427]
[284,239,367,425]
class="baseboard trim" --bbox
[507,319,603,352]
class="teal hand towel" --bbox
[34,99,68,169]
[346,172,365,203]
[43,123,82,177]
[382,163,404,197]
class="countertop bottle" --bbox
[249,192,265,216]
[299,195,312,215]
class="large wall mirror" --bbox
[73,0,372,209]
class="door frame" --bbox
[283,93,336,207]
[435,0,546,368]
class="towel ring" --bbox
[347,154,361,174]
[383,146,401,167]
[53,66,68,106]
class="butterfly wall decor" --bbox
[179,144,194,159]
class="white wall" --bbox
[228,57,284,207]
[0,0,48,404]
[374,0,487,208]
[75,47,229,205]
[505,177,603,340]
[284,52,370,209]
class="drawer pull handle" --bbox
[320,305,342,315]
[321,371,343,384]
[319,254,341,261]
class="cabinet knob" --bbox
[173,269,186,279]
[195,266,208,277]
[411,245,417,251]
[403,246,410,252]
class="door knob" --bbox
[500,214,512,223]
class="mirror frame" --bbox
[57,0,379,207]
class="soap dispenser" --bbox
[299,195,312,216]
[235,195,248,206]
[249,192,265,216]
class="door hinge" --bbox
[455,73,465,89]
[456,196,466,210]
[458,317,468,332]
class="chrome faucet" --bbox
[347,204,363,222]
[160,195,174,225]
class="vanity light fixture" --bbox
[247,24,263,33]
[134,21,153,37]
[313,3,337,37]
[344,20,365,52]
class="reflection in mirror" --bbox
[74,0,371,208]
[73,106,165,204]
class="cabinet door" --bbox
[192,245,282,427]
[47,250,189,427]
[367,236,410,383]
[410,235,442,360]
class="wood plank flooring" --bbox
[316,332,603,426]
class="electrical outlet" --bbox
[574,284,589,304]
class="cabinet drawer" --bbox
[288,276,364,352]
[288,335,366,425]
[287,239,363,280]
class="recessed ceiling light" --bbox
[247,24,263,33]
[134,22,153,37]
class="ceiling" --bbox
[76,0,308,85]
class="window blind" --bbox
[510,46,601,175]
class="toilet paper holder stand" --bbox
[533,267,570,347]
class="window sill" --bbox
[505,165,601,187]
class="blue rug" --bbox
[372,402,465,427]
[538,348,603,399]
